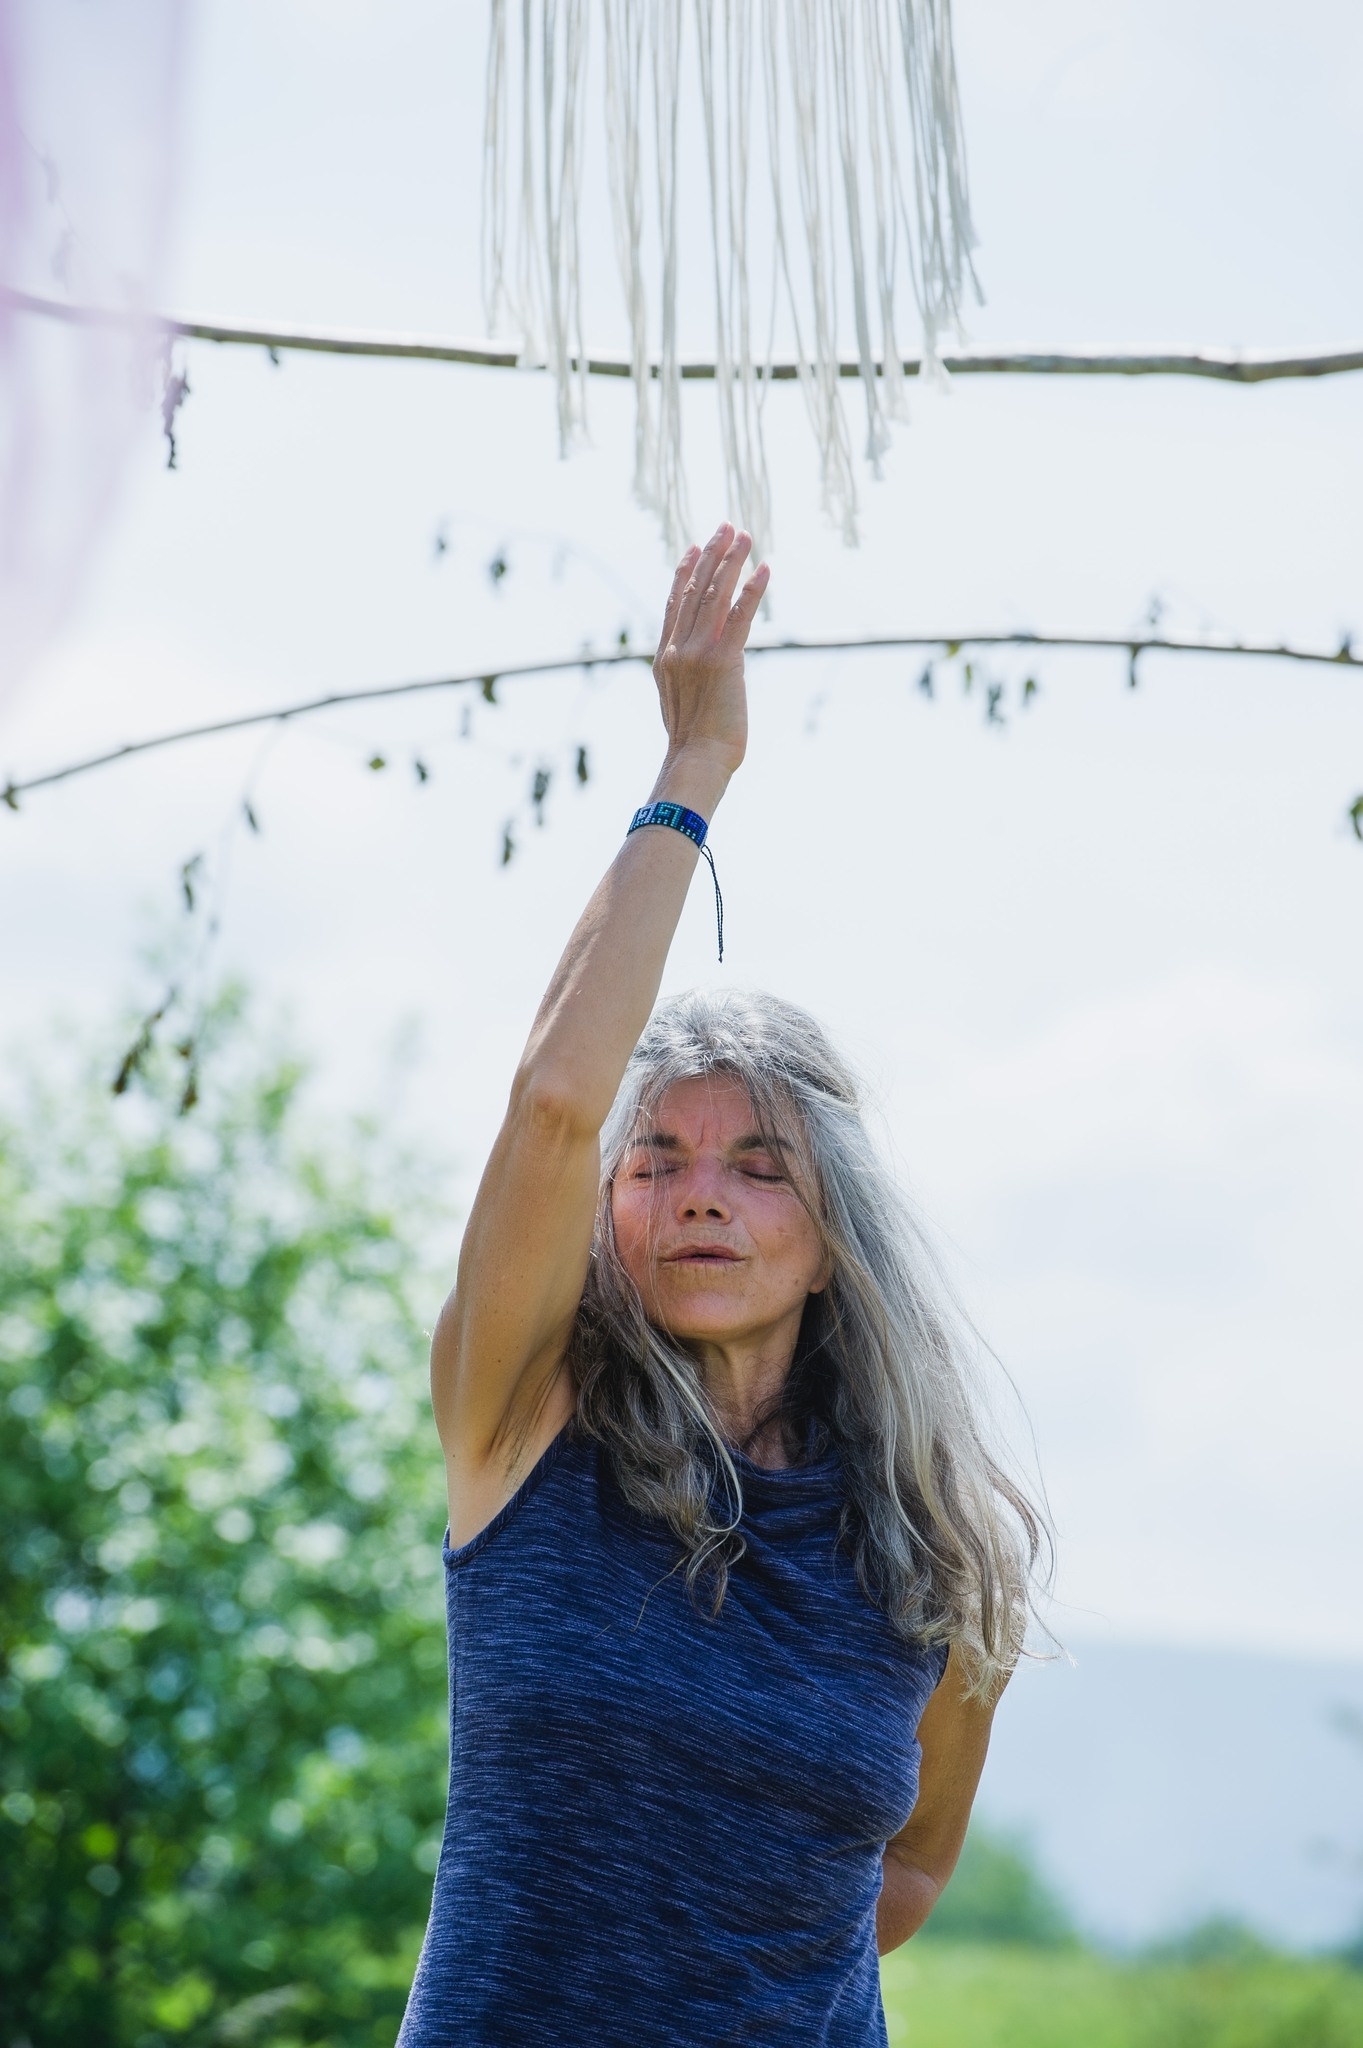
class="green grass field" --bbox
[879,1943,1363,2048]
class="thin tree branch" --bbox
[7,288,1363,385]
[5,632,1359,808]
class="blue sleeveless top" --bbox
[397,1427,947,2048]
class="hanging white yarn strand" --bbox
[517,0,547,367]
[827,0,889,474]
[726,0,771,551]
[542,0,590,451]
[651,0,689,549]
[481,0,509,336]
[695,0,769,550]
[895,0,980,380]
[760,6,856,542]
[603,0,657,514]
[866,0,909,428]
[785,0,861,539]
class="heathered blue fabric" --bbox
[396,1426,947,2047]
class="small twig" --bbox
[6,288,1363,386]
[112,987,176,1095]
[4,632,1359,808]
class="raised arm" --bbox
[433,522,769,1545]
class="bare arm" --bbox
[876,1648,1009,1954]
[433,522,770,1545]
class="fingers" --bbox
[658,544,700,656]
[673,521,735,642]
[697,528,753,629]
[661,521,764,660]
[723,559,770,647]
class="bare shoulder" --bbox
[442,1350,577,1549]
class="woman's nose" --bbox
[676,1163,730,1220]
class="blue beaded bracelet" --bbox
[627,800,709,847]
[627,801,725,963]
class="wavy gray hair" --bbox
[568,988,1049,1696]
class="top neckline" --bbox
[727,1432,841,1500]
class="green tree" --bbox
[0,1003,450,2047]
[921,1824,1077,1947]
[1143,1916,1278,1967]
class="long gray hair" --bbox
[569,989,1048,1696]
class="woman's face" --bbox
[610,1075,828,1347]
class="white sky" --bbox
[4,0,1362,1658]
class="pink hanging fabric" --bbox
[0,0,186,710]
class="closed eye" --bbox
[629,1160,679,1180]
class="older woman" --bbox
[397,524,1044,2048]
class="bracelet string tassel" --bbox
[699,842,724,965]
[627,800,725,964]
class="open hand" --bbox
[653,523,769,777]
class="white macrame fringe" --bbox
[483,0,979,550]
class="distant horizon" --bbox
[1036,1628,1363,1672]
[978,1637,1363,1949]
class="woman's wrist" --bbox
[649,742,737,822]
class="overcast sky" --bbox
[4,0,1362,1659]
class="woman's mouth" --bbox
[665,1244,741,1264]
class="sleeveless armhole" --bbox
[442,1421,576,1572]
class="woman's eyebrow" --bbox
[625,1131,792,1157]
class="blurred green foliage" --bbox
[881,1944,1363,2048]
[917,1827,1075,1947]
[0,1004,447,2048]
[1141,1914,1280,1967]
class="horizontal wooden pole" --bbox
[7,288,1363,385]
